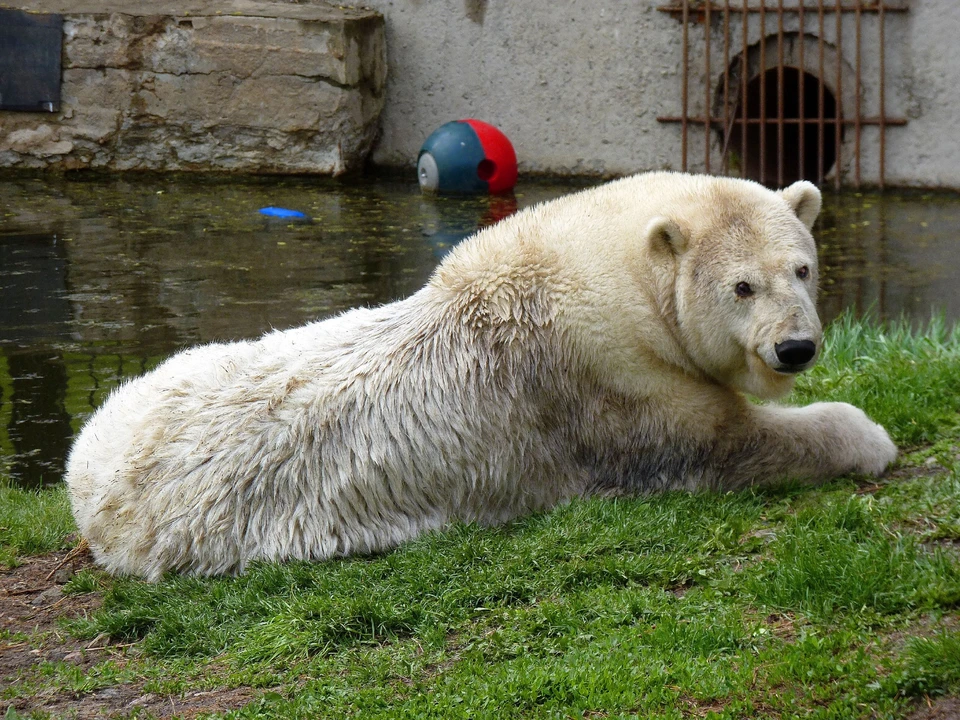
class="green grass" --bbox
[793,313,960,446]
[743,494,960,619]
[0,482,74,567]
[898,630,960,697]
[2,315,960,718]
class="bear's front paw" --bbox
[824,402,898,476]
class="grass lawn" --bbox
[1,315,959,719]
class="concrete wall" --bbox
[0,0,386,173]
[363,0,960,189]
[1,0,954,186]
[888,0,960,187]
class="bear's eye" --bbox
[796,265,810,280]
[735,281,754,298]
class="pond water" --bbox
[1,172,958,488]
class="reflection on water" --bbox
[818,192,960,322]
[0,173,958,487]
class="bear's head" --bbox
[647,178,823,399]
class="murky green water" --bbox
[1,172,958,487]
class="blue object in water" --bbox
[259,206,309,220]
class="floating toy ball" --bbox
[417,119,518,195]
[259,206,309,221]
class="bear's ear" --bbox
[780,180,822,230]
[645,216,688,256]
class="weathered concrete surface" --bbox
[0,1,386,173]
[360,0,959,188]
[3,0,955,187]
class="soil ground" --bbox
[1,547,255,719]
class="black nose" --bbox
[775,339,817,367]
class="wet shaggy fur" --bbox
[65,172,897,579]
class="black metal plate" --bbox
[0,9,62,112]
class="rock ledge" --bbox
[0,0,386,173]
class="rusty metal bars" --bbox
[855,0,862,185]
[818,2,826,184]
[879,1,886,188]
[681,0,689,172]
[656,1,908,189]
[834,0,843,189]
[777,0,785,188]
[740,0,749,179]
[758,3,766,184]
[658,3,908,15]
[722,2,731,174]
[798,0,805,182]
[705,0,712,173]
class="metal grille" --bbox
[656,1,908,189]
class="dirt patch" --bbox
[906,696,960,720]
[883,458,950,486]
[1,547,260,719]
[1,544,103,681]
[6,684,260,720]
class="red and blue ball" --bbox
[417,119,518,195]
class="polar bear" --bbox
[65,172,897,580]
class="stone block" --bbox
[0,0,386,173]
